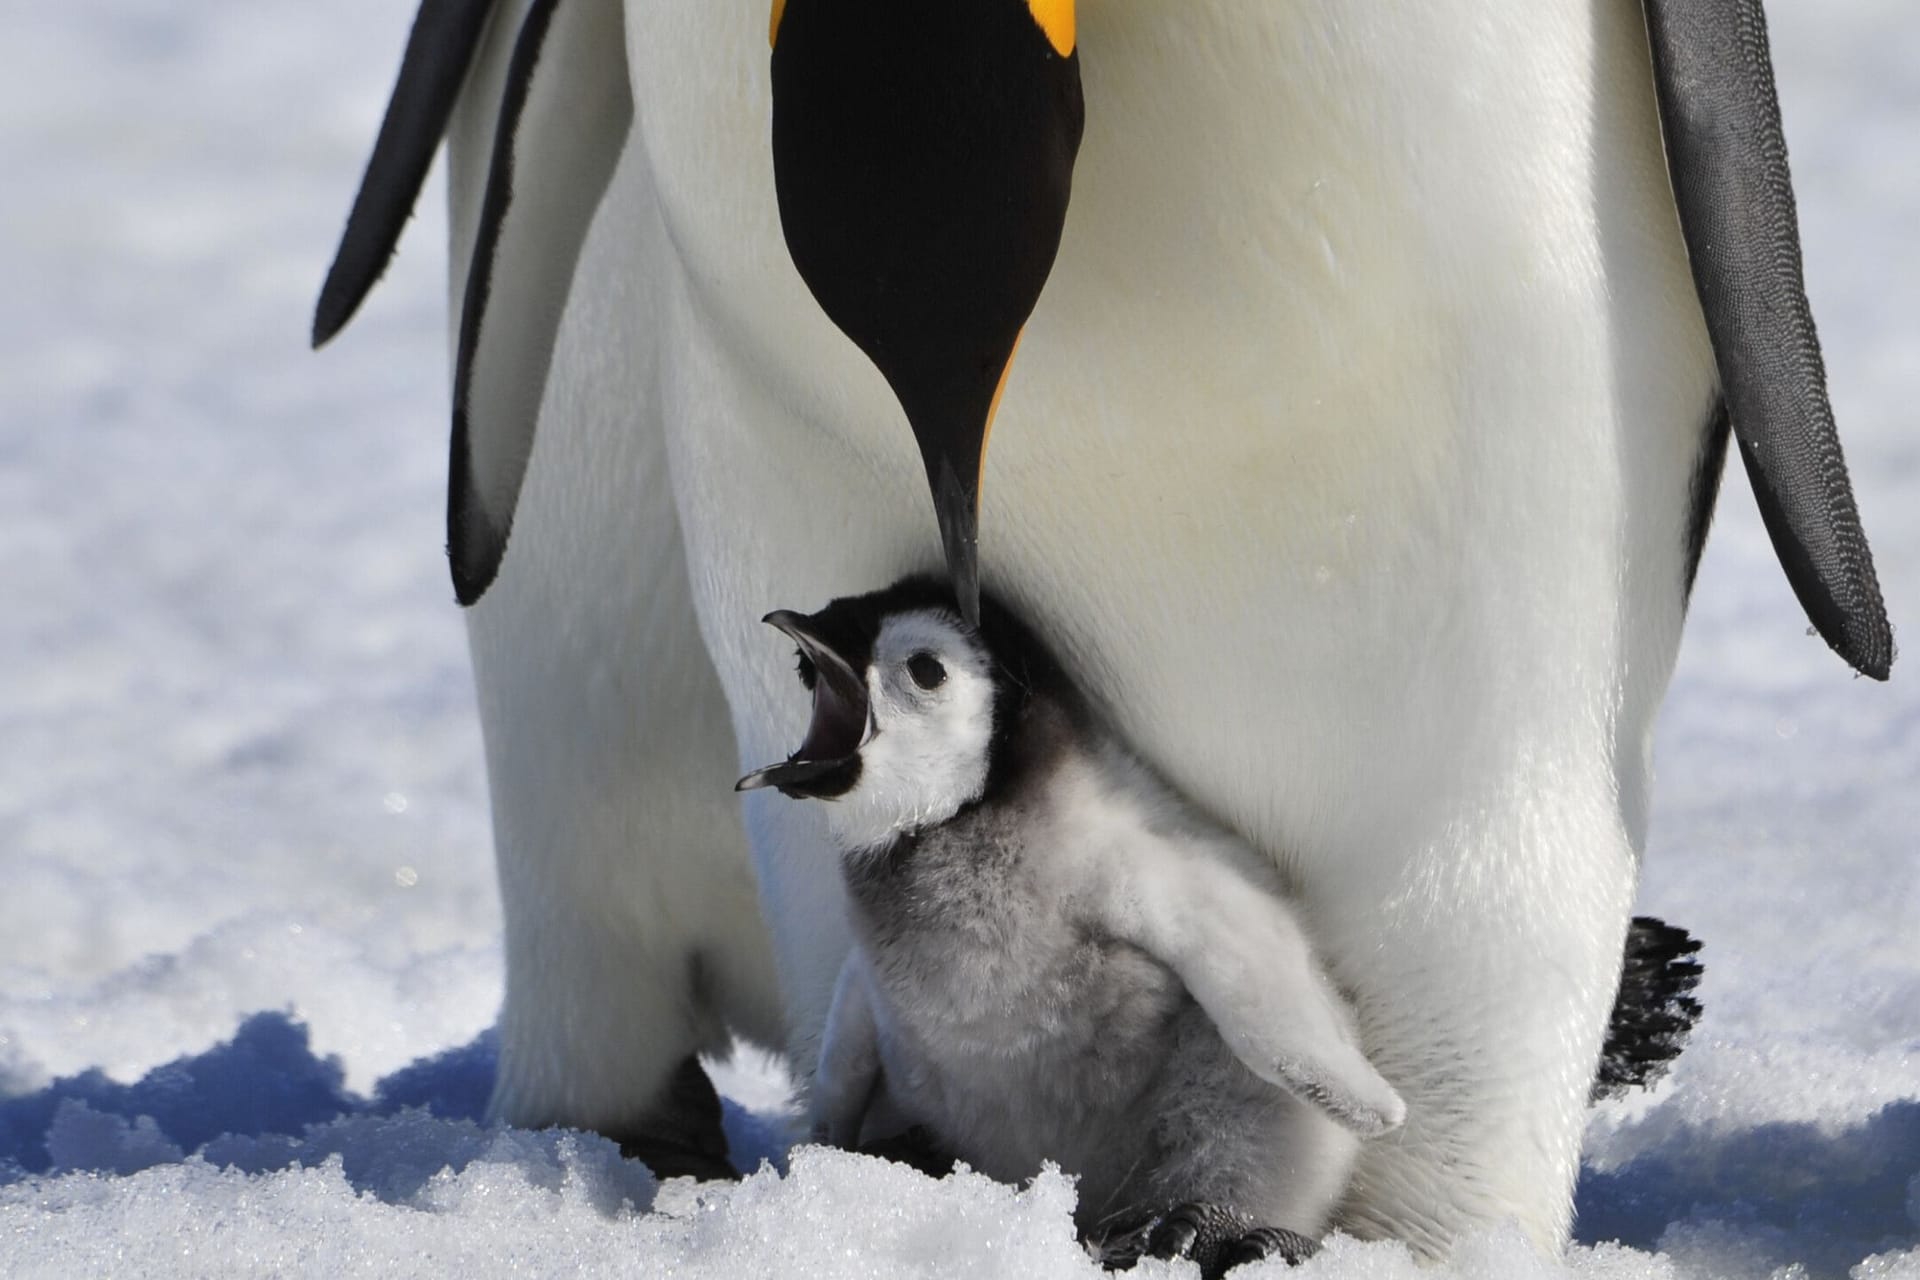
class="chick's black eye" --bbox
[906,652,946,690]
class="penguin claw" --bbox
[1220,1225,1319,1270]
[1146,1202,1206,1262]
[1092,1202,1316,1278]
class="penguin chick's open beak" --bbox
[770,0,1083,626]
[736,610,871,799]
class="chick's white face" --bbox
[827,608,998,854]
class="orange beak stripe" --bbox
[980,329,1023,494]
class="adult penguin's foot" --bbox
[611,1056,739,1182]
[1593,916,1705,1101]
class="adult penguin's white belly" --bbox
[615,0,1714,1251]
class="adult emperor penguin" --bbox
[313,0,1890,1254]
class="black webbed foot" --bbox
[1093,1202,1317,1278]
[1593,916,1705,1101]
[611,1055,739,1181]
[615,1135,739,1182]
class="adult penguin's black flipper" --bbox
[313,0,630,604]
[1644,0,1893,679]
[446,0,631,604]
[313,0,497,347]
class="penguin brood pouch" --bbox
[738,577,1407,1274]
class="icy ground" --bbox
[2,1,1916,1276]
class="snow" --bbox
[0,0,1914,1276]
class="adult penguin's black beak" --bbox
[770,0,1084,626]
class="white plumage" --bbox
[435,0,1718,1253]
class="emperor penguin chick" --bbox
[739,579,1406,1272]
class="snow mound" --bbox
[0,1014,1914,1278]
[14,1136,1910,1280]
[0,1145,1085,1280]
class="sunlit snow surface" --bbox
[1,1,1915,1276]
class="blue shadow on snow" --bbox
[1575,1100,1920,1274]
[0,1011,783,1200]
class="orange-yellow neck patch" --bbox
[774,1,1072,58]
[1027,0,1075,56]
